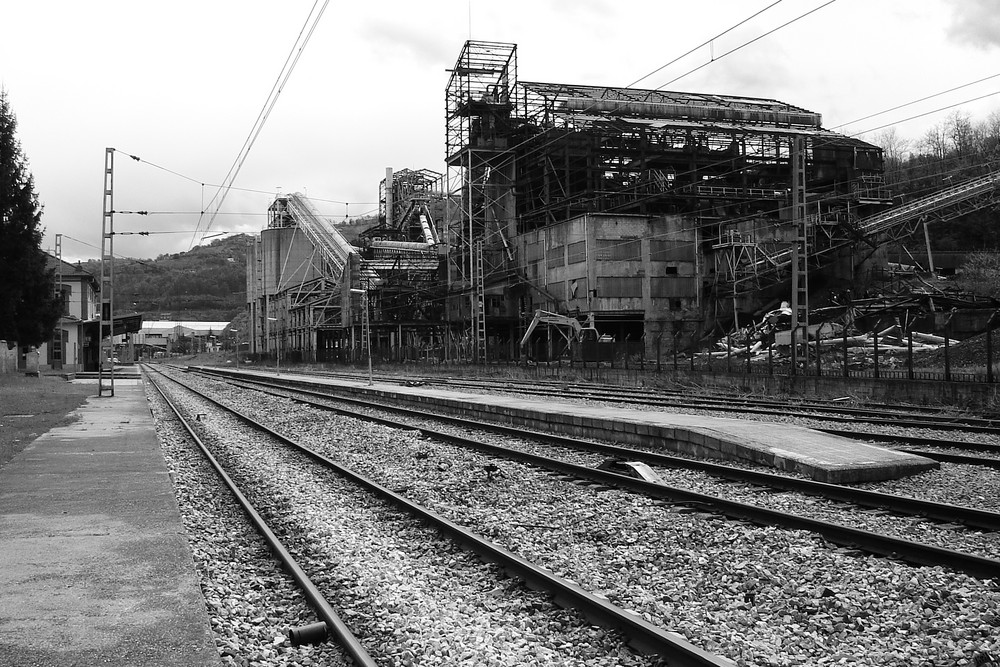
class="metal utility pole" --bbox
[98,148,115,396]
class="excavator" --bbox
[519,310,606,361]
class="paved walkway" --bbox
[0,379,219,666]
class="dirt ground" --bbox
[0,374,94,470]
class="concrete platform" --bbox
[0,379,220,666]
[222,368,938,484]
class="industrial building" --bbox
[247,40,1000,365]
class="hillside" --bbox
[81,235,252,322]
[75,217,377,323]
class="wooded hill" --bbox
[81,235,251,322]
[79,217,375,323]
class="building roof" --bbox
[46,254,99,288]
[519,80,824,129]
[140,321,233,336]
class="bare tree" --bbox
[945,110,976,159]
[978,109,1000,162]
[918,122,949,161]
[871,127,910,186]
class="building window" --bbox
[60,286,72,315]
[650,239,691,262]
[596,238,641,261]
[567,240,587,264]
[547,281,565,302]
[546,245,565,269]
[596,276,642,297]
[651,277,696,298]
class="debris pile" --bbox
[698,301,967,369]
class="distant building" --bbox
[134,321,233,358]
[17,256,101,373]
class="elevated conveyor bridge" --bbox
[724,170,1000,300]
[855,170,1000,241]
[281,193,379,286]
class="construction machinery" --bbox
[519,310,606,361]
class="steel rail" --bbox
[335,372,1000,426]
[896,449,1000,469]
[306,370,1000,432]
[145,370,377,663]
[192,367,1000,579]
[157,366,732,665]
[197,368,1000,532]
[820,428,1000,455]
[380,369,1000,450]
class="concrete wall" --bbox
[261,226,322,293]
[516,212,700,356]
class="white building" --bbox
[134,321,233,357]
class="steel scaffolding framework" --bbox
[445,41,519,359]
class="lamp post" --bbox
[266,318,280,375]
[349,288,373,385]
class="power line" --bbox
[832,71,1000,130]
[113,210,268,216]
[114,149,377,210]
[59,234,101,251]
[192,0,330,248]
[113,230,236,236]
[657,0,838,88]
[626,0,784,89]
[851,88,1000,137]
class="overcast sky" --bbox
[3,0,998,262]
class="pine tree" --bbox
[0,89,62,346]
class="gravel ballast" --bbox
[150,373,659,666]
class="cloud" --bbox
[945,0,1000,49]
[360,20,455,66]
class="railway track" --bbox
[190,366,1000,575]
[152,364,1000,664]
[146,371,367,666]
[146,365,728,666]
[308,369,1000,427]
[304,368,1000,458]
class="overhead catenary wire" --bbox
[435,1,855,268]
[656,0,837,88]
[832,71,1000,131]
[109,6,997,319]
[626,0,785,89]
[454,0,843,199]
[471,68,1000,241]
[850,89,1000,138]
[117,150,376,208]
[417,15,1000,323]
[191,0,330,249]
